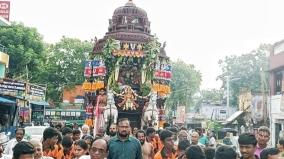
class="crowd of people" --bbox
[1,118,284,159]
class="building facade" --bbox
[269,39,284,146]
[199,103,237,121]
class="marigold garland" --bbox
[152,83,171,95]
[82,81,105,92]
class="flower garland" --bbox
[152,83,171,96]
[82,81,105,92]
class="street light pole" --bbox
[227,75,230,118]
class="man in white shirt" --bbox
[4,128,25,157]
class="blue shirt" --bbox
[108,135,142,159]
[198,135,209,145]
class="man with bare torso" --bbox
[136,130,154,159]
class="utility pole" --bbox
[226,75,230,118]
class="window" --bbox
[275,72,283,94]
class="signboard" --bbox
[92,60,106,77]
[0,79,25,91]
[19,107,30,123]
[45,111,50,116]
[31,104,44,111]
[84,60,92,78]
[27,84,46,97]
[0,1,10,21]
[176,106,186,123]
[112,43,144,57]
[238,91,252,112]
[154,70,172,80]
[252,95,267,122]
[0,78,26,97]
[71,112,75,116]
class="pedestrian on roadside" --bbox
[104,123,117,142]
[73,140,89,159]
[177,130,189,142]
[4,128,26,157]
[0,144,10,159]
[136,130,154,159]
[190,132,200,146]
[260,148,279,159]
[132,127,138,137]
[62,136,74,159]
[30,139,53,159]
[185,145,206,159]
[89,139,108,159]
[223,132,233,145]
[83,135,94,149]
[12,141,34,159]
[72,130,81,142]
[177,139,190,159]
[146,127,159,153]
[205,147,215,159]
[215,145,238,159]
[208,131,217,148]
[255,126,270,158]
[277,138,284,156]
[154,130,176,159]
[108,124,117,137]
[168,127,179,145]
[238,133,259,159]
[55,133,64,159]
[108,118,142,159]
[195,128,209,146]
[42,127,61,159]
[81,125,90,137]
[62,127,73,137]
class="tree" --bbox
[0,23,45,81]
[41,37,93,103]
[166,60,202,111]
[217,44,270,106]
[196,89,225,106]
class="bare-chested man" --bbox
[136,130,154,159]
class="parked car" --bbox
[24,126,47,141]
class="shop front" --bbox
[0,79,26,130]
[270,94,284,146]
[30,101,49,125]
[27,83,47,125]
[0,96,16,133]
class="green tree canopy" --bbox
[41,37,92,103]
[0,23,45,81]
[198,89,224,105]
[166,60,202,111]
[217,44,270,106]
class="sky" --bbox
[8,0,284,89]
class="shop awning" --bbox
[0,97,16,104]
[223,111,244,125]
[30,101,49,106]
